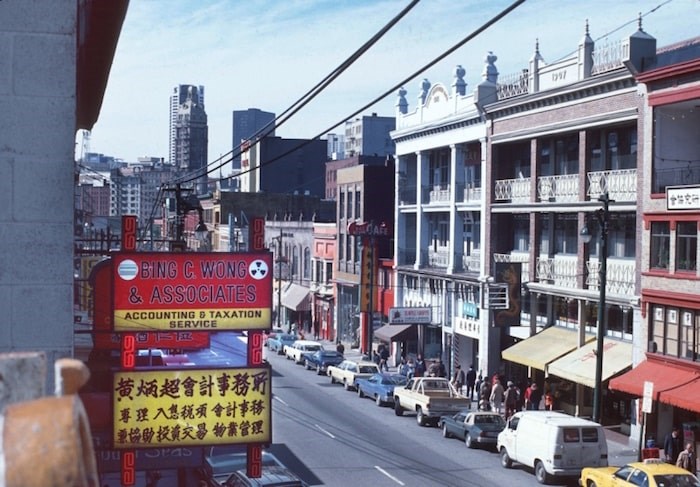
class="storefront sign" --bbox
[112,252,272,331]
[667,185,700,210]
[112,366,271,449]
[389,307,432,324]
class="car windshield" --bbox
[384,376,407,385]
[307,345,322,351]
[652,474,700,487]
[359,365,377,373]
[475,415,505,426]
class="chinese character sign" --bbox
[112,367,271,449]
[112,252,273,331]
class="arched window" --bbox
[303,247,311,280]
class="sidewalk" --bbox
[604,426,639,466]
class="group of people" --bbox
[664,427,697,474]
[466,373,549,419]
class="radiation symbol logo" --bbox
[249,259,269,280]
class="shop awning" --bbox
[548,339,633,389]
[501,326,591,371]
[281,283,311,311]
[609,355,700,413]
[374,324,417,343]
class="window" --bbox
[554,214,577,255]
[650,222,670,270]
[581,427,599,443]
[627,469,647,487]
[339,191,345,219]
[354,190,361,219]
[675,222,697,271]
[608,214,635,258]
[303,248,310,280]
[513,216,529,252]
[563,428,580,443]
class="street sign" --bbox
[642,380,654,414]
[112,252,272,331]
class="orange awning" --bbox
[609,355,700,413]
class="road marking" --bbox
[273,395,288,406]
[314,424,336,439]
[374,466,405,485]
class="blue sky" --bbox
[87,0,700,174]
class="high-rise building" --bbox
[169,84,205,164]
[232,108,275,170]
[173,85,208,193]
[344,113,395,157]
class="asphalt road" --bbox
[264,345,576,487]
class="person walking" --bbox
[503,381,519,419]
[524,382,543,410]
[664,427,683,464]
[414,355,426,377]
[490,378,505,415]
[379,345,390,372]
[466,364,477,400]
[451,365,466,395]
[676,442,696,474]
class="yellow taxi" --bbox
[580,459,699,487]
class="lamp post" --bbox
[580,192,612,424]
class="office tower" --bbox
[173,85,208,193]
[170,84,205,164]
[232,108,275,170]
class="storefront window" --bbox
[675,222,697,272]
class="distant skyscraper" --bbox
[170,84,204,164]
[173,85,208,193]
[232,108,275,170]
[344,112,395,157]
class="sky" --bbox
[86,0,700,176]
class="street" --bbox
[263,343,576,487]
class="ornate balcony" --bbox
[462,182,482,203]
[585,258,636,296]
[494,177,531,203]
[588,168,636,202]
[537,174,579,202]
[428,184,451,204]
[535,255,578,288]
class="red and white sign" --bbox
[113,252,272,332]
[347,221,392,238]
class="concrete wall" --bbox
[0,0,77,390]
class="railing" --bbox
[586,258,636,296]
[588,168,636,201]
[591,39,626,75]
[462,183,482,203]
[462,253,481,272]
[537,174,579,202]
[536,255,578,288]
[497,69,529,100]
[426,249,449,268]
[429,184,451,204]
[494,177,531,202]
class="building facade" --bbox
[170,84,204,164]
[173,85,208,194]
[231,108,276,171]
[311,223,336,341]
[344,113,396,157]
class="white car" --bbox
[327,359,380,391]
[284,340,324,364]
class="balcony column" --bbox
[415,150,429,270]
[448,144,465,274]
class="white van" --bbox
[496,411,608,484]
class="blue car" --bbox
[355,373,407,407]
[302,350,345,375]
[267,333,298,355]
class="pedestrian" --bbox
[336,342,345,355]
[379,345,390,372]
[479,375,491,401]
[503,381,519,419]
[451,365,466,394]
[490,378,504,415]
[414,355,426,377]
[437,359,446,378]
[676,442,696,474]
[398,357,410,377]
[466,364,477,399]
[524,382,543,410]
[664,427,683,464]
[428,359,440,377]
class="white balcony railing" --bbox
[536,255,578,288]
[494,177,531,202]
[586,258,636,296]
[537,174,579,202]
[429,184,451,204]
[588,169,636,202]
[463,184,482,203]
[462,253,481,272]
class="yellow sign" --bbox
[112,367,271,449]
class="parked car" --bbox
[262,326,285,346]
[284,340,324,364]
[497,411,608,484]
[439,410,505,449]
[267,333,298,355]
[355,373,407,406]
[327,360,380,391]
[580,459,700,487]
[303,350,344,375]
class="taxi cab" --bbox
[579,459,699,487]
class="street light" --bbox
[580,191,612,424]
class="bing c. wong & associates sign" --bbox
[112,252,272,332]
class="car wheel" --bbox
[394,401,403,416]
[442,424,450,438]
[316,365,323,375]
[343,379,351,391]
[357,387,365,398]
[535,460,550,484]
[465,433,475,449]
[500,448,512,469]
[416,408,426,426]
[375,395,383,407]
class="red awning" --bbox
[609,355,700,413]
